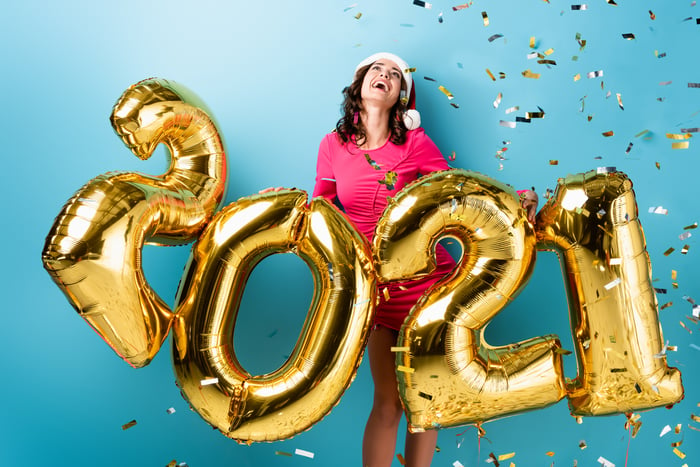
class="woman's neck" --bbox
[359,106,391,150]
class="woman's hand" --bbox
[518,189,539,225]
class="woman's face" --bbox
[360,59,404,109]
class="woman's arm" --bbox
[312,134,338,201]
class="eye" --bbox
[392,71,401,79]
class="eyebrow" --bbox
[374,61,402,74]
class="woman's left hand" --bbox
[519,190,539,225]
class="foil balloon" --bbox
[42,78,228,368]
[536,169,684,415]
[172,190,376,443]
[374,169,567,432]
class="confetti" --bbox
[413,0,432,8]
[166,407,176,414]
[689,83,700,88]
[602,130,614,137]
[597,456,615,467]
[625,142,633,154]
[449,151,457,161]
[522,69,541,79]
[424,76,437,82]
[364,153,381,170]
[546,451,555,456]
[354,12,362,20]
[588,70,603,78]
[549,160,559,165]
[526,107,545,118]
[680,232,692,240]
[649,10,656,20]
[679,321,691,333]
[200,377,219,386]
[499,120,517,128]
[574,73,581,81]
[439,85,455,99]
[685,222,698,229]
[438,12,444,23]
[452,2,473,11]
[655,162,661,169]
[498,452,515,461]
[664,248,675,256]
[673,448,686,459]
[488,34,504,42]
[681,127,699,133]
[529,36,536,48]
[571,4,588,10]
[275,451,293,457]
[295,448,315,459]
[661,302,673,310]
[397,365,415,373]
[579,440,587,449]
[486,68,496,81]
[482,11,489,26]
[453,462,465,467]
[649,206,668,214]
[622,33,636,40]
[391,346,410,352]
[681,244,690,254]
[659,80,672,86]
[672,141,690,149]
[397,454,406,465]
[616,93,624,110]
[667,132,692,139]
[122,420,137,430]
[505,106,519,114]
[604,278,621,290]
[493,92,502,108]
[378,171,397,190]
[343,3,357,12]
[498,72,506,79]
[418,391,433,400]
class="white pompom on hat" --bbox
[355,52,421,130]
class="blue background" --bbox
[2,1,698,466]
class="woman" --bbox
[312,52,538,466]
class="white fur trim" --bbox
[404,109,421,130]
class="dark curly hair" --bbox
[335,64,409,147]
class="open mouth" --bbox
[372,80,389,91]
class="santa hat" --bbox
[355,52,421,130]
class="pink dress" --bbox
[313,128,456,331]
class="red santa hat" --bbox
[355,52,421,130]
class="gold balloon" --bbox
[42,78,227,368]
[172,190,376,443]
[536,170,684,415]
[374,169,567,432]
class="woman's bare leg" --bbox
[404,429,438,467]
[362,326,404,467]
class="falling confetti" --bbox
[452,2,473,11]
[200,377,219,386]
[588,70,604,78]
[413,0,432,8]
[439,85,455,99]
[295,449,315,459]
[616,93,624,110]
[522,69,541,79]
[482,11,489,25]
[378,171,398,190]
[622,33,636,39]
[122,420,137,430]
[602,130,614,137]
[486,69,496,81]
[572,4,588,10]
[364,153,382,170]
[488,34,504,42]
[493,92,502,108]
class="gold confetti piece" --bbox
[166,461,177,467]
[661,302,673,310]
[526,107,545,118]
[545,451,555,456]
[616,93,624,110]
[275,451,293,457]
[452,2,473,11]
[364,153,382,170]
[122,420,137,430]
[378,171,398,190]
[439,85,455,99]
[671,441,683,447]
[602,130,614,137]
[493,92,502,108]
[549,160,559,165]
[672,141,690,149]
[544,48,554,55]
[655,162,661,169]
[486,68,496,81]
[498,452,516,460]
[675,424,682,434]
[391,346,410,352]
[482,11,489,26]
[522,69,540,79]
[397,365,415,373]
[499,72,506,79]
[529,36,536,48]
[488,34,504,42]
[681,244,690,254]
[200,377,219,386]
[397,453,406,465]
[354,12,362,19]
[684,222,698,230]
[537,59,557,66]
[667,133,693,139]
[663,248,675,256]
[673,448,686,459]
[405,67,417,73]
[383,287,391,301]
[691,414,700,423]
[579,440,587,449]
[649,10,656,19]
[622,33,636,39]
